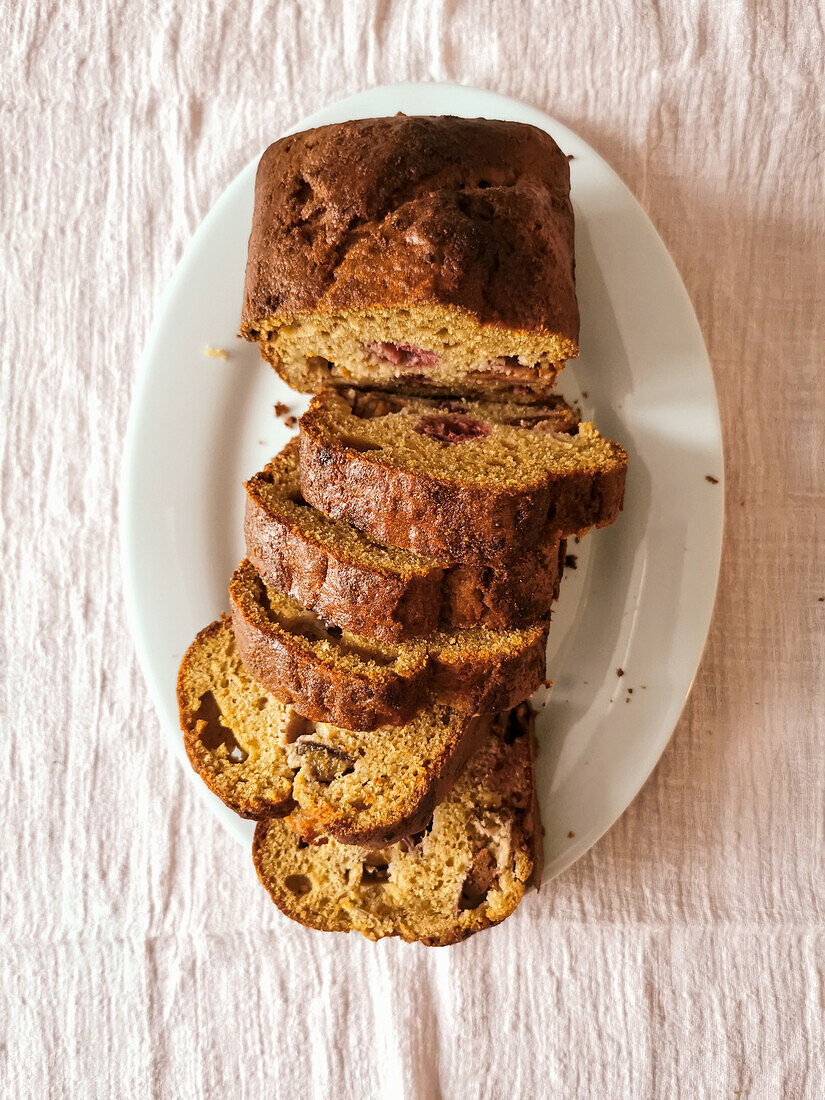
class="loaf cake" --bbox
[253,703,540,945]
[172,111,634,945]
[229,559,549,731]
[240,115,578,401]
[299,388,627,565]
[245,438,566,643]
[178,617,499,845]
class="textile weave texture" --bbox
[1,1,823,1096]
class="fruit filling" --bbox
[363,342,441,370]
[414,414,491,444]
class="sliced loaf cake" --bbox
[253,703,540,945]
[299,388,627,565]
[229,559,549,730]
[245,438,566,643]
[178,617,496,846]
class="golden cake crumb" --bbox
[202,345,229,360]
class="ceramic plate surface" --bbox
[122,83,723,879]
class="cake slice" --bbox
[246,438,566,643]
[240,115,578,401]
[178,619,294,819]
[230,559,549,731]
[253,703,541,945]
[299,388,627,565]
[177,617,495,845]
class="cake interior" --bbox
[306,388,624,491]
[249,303,574,396]
[250,440,444,577]
[253,704,538,943]
[181,619,482,844]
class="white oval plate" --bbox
[122,83,723,881]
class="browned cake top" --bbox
[242,114,577,340]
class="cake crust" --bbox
[229,560,549,731]
[245,438,566,642]
[241,115,578,341]
[298,389,627,566]
[253,703,541,946]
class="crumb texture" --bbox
[298,388,627,564]
[253,703,539,945]
[178,618,501,846]
[244,438,565,642]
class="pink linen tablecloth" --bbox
[2,1,823,1096]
